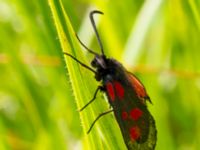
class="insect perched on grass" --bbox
[64,10,157,150]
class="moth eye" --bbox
[91,59,97,67]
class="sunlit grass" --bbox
[0,0,200,150]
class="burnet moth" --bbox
[64,10,157,150]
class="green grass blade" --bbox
[48,0,126,149]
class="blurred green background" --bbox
[0,0,200,150]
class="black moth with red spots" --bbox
[64,10,157,150]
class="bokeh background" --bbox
[0,0,200,150]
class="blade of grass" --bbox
[48,0,126,149]
[122,0,163,67]
[188,0,200,31]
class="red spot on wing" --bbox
[114,81,124,100]
[106,82,115,101]
[130,126,141,141]
[128,75,148,99]
[122,111,128,120]
[130,108,143,121]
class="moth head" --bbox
[91,55,107,69]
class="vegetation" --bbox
[0,0,200,149]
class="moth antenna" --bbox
[63,52,97,74]
[75,34,99,55]
[90,10,105,56]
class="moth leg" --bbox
[79,86,104,111]
[87,109,113,134]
